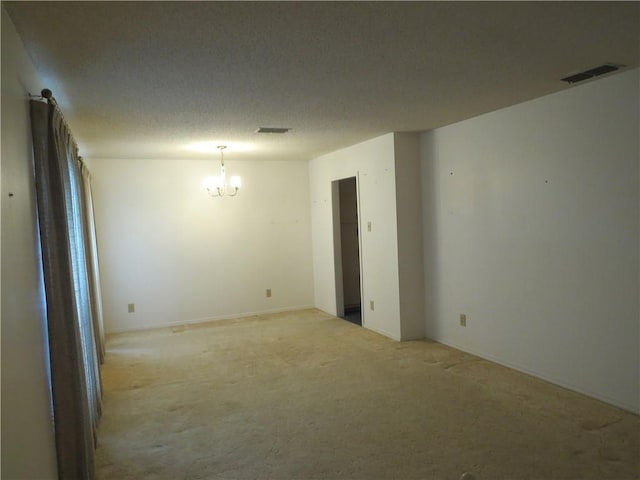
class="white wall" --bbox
[86,157,314,333]
[421,68,639,413]
[311,133,427,340]
[310,133,425,340]
[1,7,59,478]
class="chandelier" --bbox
[203,146,241,197]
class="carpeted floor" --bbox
[96,309,639,480]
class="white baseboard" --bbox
[106,304,316,335]
[431,337,639,415]
[361,323,401,342]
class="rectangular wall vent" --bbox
[256,127,291,134]
[561,64,622,84]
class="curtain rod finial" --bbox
[41,89,53,99]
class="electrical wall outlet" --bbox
[460,314,466,327]
[128,303,135,313]
[370,300,375,311]
[266,289,272,298]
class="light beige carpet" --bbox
[96,309,639,480]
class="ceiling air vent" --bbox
[561,64,622,84]
[256,127,291,134]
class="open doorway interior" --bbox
[335,176,362,326]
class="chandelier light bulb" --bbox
[229,176,242,189]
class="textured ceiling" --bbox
[5,1,640,162]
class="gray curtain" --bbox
[30,99,103,479]
[79,160,106,364]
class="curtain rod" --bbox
[29,89,80,157]
[28,88,54,103]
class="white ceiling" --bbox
[5,1,639,162]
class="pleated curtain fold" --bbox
[30,99,104,480]
[79,160,106,365]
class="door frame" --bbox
[331,173,364,325]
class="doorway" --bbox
[332,176,362,326]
